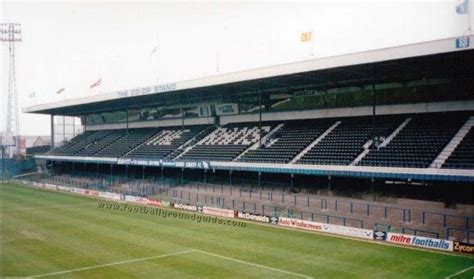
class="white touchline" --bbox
[445,265,474,279]
[194,249,313,279]
[27,249,195,278]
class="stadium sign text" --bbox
[278,217,323,231]
[386,233,453,251]
[453,241,474,254]
[117,158,210,169]
[236,212,270,223]
[279,217,373,239]
[116,83,177,98]
[173,203,198,212]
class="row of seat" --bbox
[298,115,404,165]
[359,112,469,168]
[443,127,474,169]
[237,120,333,164]
[49,112,473,169]
[126,126,207,160]
[179,123,274,161]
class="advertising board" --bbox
[453,241,474,254]
[125,195,148,204]
[147,198,162,207]
[202,207,234,218]
[278,217,373,239]
[386,233,453,251]
[236,211,271,223]
[99,191,122,201]
[173,203,197,212]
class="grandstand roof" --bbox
[24,35,474,116]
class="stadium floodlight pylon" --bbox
[1,23,22,157]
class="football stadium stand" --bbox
[23,36,474,244]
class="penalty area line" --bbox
[27,249,195,278]
[194,249,313,279]
[445,265,474,279]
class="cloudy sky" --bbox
[1,0,471,136]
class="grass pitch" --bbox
[1,182,473,278]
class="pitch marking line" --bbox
[445,265,474,279]
[27,249,195,278]
[194,249,313,279]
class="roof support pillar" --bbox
[126,110,129,137]
[84,115,87,147]
[181,107,184,146]
[110,164,113,185]
[371,65,377,149]
[258,90,262,148]
[63,116,66,146]
[50,115,55,150]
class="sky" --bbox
[0,0,472,136]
